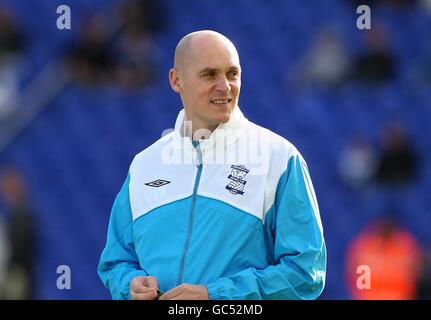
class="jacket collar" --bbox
[173,106,249,161]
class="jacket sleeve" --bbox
[206,153,327,299]
[97,173,148,300]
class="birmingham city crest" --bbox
[225,165,249,195]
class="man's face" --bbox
[170,38,241,129]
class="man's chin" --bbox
[216,106,235,122]
[214,112,231,124]
[201,105,235,126]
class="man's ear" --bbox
[169,68,181,93]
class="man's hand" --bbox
[158,284,209,300]
[130,276,159,300]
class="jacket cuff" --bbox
[206,281,226,300]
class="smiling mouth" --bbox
[210,99,232,105]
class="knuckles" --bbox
[179,283,191,291]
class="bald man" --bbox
[98,30,326,300]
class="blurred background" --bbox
[0,0,430,299]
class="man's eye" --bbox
[228,72,239,78]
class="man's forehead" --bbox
[196,64,241,74]
[175,31,240,71]
[191,45,239,64]
[190,45,241,72]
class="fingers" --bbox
[158,284,209,300]
[158,284,187,300]
[130,279,207,300]
[157,290,176,300]
[131,287,158,300]
[130,276,160,300]
[131,276,159,292]
[143,276,159,289]
[130,276,147,293]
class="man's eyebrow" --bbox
[227,66,240,72]
[198,66,241,75]
[198,67,218,75]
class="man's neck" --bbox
[183,116,218,140]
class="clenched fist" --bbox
[129,276,160,300]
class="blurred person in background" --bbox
[376,122,418,186]
[352,24,396,84]
[424,0,431,13]
[338,135,377,189]
[65,0,164,90]
[114,26,158,91]
[0,166,36,300]
[113,0,165,90]
[116,0,165,35]
[0,5,25,120]
[65,15,116,86]
[417,245,431,299]
[298,28,352,89]
[0,210,9,299]
[346,214,422,299]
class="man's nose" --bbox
[215,76,231,93]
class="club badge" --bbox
[225,165,249,195]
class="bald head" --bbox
[174,30,239,73]
[169,30,241,131]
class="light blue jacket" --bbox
[98,107,326,300]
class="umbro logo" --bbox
[145,179,171,187]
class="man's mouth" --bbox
[210,99,232,105]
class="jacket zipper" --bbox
[177,141,203,284]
